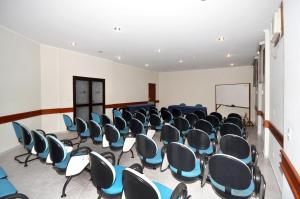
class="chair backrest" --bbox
[185,113,199,128]
[220,135,250,160]
[47,135,67,164]
[90,120,102,139]
[167,142,196,172]
[102,114,112,126]
[194,110,206,119]
[63,114,74,128]
[90,151,116,189]
[220,123,242,137]
[179,103,186,106]
[160,107,168,113]
[135,111,146,124]
[186,129,210,151]
[91,112,102,125]
[149,109,159,116]
[113,109,122,118]
[104,124,120,144]
[32,130,47,154]
[195,104,203,108]
[171,108,182,118]
[19,125,33,150]
[160,124,180,143]
[129,118,144,137]
[136,134,157,160]
[210,112,223,122]
[114,116,127,131]
[76,117,88,136]
[149,114,161,128]
[194,119,213,135]
[205,115,220,128]
[139,108,147,116]
[228,113,242,120]
[161,110,173,123]
[123,168,161,199]
[174,117,190,132]
[209,154,253,197]
[224,117,243,129]
[150,106,158,111]
[12,121,23,143]
[122,110,133,124]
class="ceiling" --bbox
[0,0,280,71]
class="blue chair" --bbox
[186,129,215,157]
[135,111,148,127]
[149,109,159,116]
[114,116,129,136]
[220,134,258,167]
[103,124,125,150]
[47,135,91,197]
[138,108,147,117]
[0,167,7,179]
[173,117,190,139]
[195,119,216,141]
[185,113,199,128]
[102,114,112,126]
[91,112,102,126]
[123,167,189,199]
[122,110,133,126]
[160,124,183,145]
[12,121,23,143]
[194,110,206,119]
[171,108,182,118]
[165,142,202,182]
[161,110,173,124]
[149,114,163,131]
[136,134,162,169]
[225,117,246,137]
[129,118,146,137]
[75,117,91,148]
[113,109,122,118]
[63,114,77,132]
[203,154,266,199]
[90,120,103,144]
[220,123,244,138]
[228,113,243,120]
[210,112,223,124]
[206,115,220,131]
[31,130,54,162]
[0,171,29,199]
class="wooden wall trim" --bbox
[264,120,284,147]
[255,106,265,119]
[0,100,160,124]
[280,150,300,199]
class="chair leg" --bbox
[14,152,30,164]
[24,154,32,167]
[130,149,134,158]
[117,151,124,165]
[61,176,73,198]
[77,139,82,148]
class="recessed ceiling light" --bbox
[226,53,231,58]
[217,36,225,42]
[178,59,183,63]
[113,26,121,32]
[145,64,150,67]
[71,42,77,46]
[230,63,234,66]
[116,56,121,60]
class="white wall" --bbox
[40,45,159,133]
[283,0,300,198]
[0,26,41,153]
[159,66,255,121]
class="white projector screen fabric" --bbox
[215,83,250,108]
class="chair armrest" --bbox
[251,145,259,166]
[35,129,46,136]
[100,152,116,166]
[253,166,266,199]
[170,183,188,199]
[5,193,29,199]
[70,146,91,157]
[128,163,143,173]
[61,139,73,147]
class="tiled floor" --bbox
[0,127,281,199]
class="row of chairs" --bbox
[0,166,29,198]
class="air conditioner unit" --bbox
[271,7,282,45]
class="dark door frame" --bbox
[73,76,106,120]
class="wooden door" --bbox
[148,83,156,103]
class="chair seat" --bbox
[153,181,173,199]
[81,129,90,138]
[155,123,163,131]
[38,148,49,159]
[0,179,17,198]
[241,155,252,165]
[120,127,129,135]
[190,145,213,155]
[102,165,125,195]
[0,167,7,179]
[170,159,201,178]
[145,149,163,165]
[94,135,103,142]
[111,138,124,148]
[208,133,216,140]
[55,152,71,170]
[67,125,77,132]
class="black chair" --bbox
[122,110,133,125]
[150,109,159,116]
[90,120,103,144]
[165,142,202,182]
[103,124,125,150]
[205,115,220,130]
[225,117,246,137]
[194,110,206,119]
[114,116,129,136]
[186,129,215,157]
[150,106,158,111]
[123,167,189,199]
[136,134,163,169]
[160,124,183,145]
[139,108,147,116]
[228,113,243,120]
[89,151,138,199]
[203,154,266,199]
[185,113,199,128]
[173,117,190,138]
[47,135,91,197]
[194,119,216,141]
[31,129,56,162]
[220,134,258,167]
[171,108,182,118]
[149,114,163,131]
[161,110,174,124]
[210,112,223,123]
[129,118,146,137]
[220,123,244,138]
[160,107,168,113]
[135,111,149,127]
[75,117,91,148]
[102,114,112,126]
